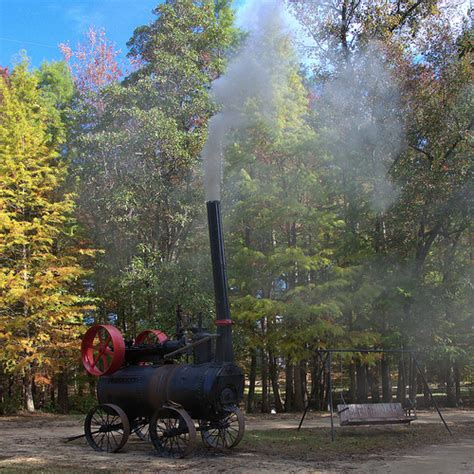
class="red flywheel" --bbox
[81,325,125,376]
[135,329,168,345]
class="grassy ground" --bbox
[240,422,474,463]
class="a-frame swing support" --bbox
[297,348,452,440]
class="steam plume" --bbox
[317,43,403,211]
[202,0,290,202]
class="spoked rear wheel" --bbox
[84,404,130,453]
[149,406,196,458]
[200,406,245,450]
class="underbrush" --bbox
[0,395,22,415]
[68,394,97,414]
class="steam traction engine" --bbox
[80,201,245,457]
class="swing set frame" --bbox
[297,348,452,441]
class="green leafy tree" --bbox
[388,17,473,404]
[70,1,238,335]
[290,0,473,404]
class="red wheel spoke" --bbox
[98,329,105,342]
[92,350,103,368]
[101,354,109,370]
[91,340,109,367]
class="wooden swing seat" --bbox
[337,402,417,426]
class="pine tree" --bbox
[222,12,346,412]
[0,61,90,411]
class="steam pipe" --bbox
[206,200,234,363]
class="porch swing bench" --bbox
[337,402,417,426]
[298,349,451,441]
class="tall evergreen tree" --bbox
[221,8,347,412]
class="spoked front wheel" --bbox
[200,406,245,450]
[84,403,130,453]
[149,406,196,458]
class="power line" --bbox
[0,36,57,49]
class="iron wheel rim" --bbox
[149,406,196,458]
[84,403,130,453]
[200,406,245,450]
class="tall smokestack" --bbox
[206,200,234,363]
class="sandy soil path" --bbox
[0,410,472,472]
[334,439,474,473]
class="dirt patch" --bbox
[0,411,472,472]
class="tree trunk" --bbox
[285,359,294,412]
[423,367,430,407]
[301,360,307,405]
[261,349,270,413]
[323,366,330,409]
[57,371,69,414]
[445,362,457,407]
[50,381,55,407]
[269,352,284,413]
[396,357,406,403]
[310,355,321,409]
[24,370,35,412]
[293,361,304,411]
[37,385,46,410]
[454,362,462,405]
[8,375,14,398]
[247,349,257,413]
[409,356,417,406]
[381,356,392,402]
[356,362,368,403]
[417,369,424,399]
[319,364,326,410]
[348,361,356,403]
[368,365,380,403]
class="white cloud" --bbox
[65,4,105,33]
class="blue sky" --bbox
[0,0,306,70]
[0,0,165,68]
[0,0,470,70]
[0,0,312,71]
[0,0,256,69]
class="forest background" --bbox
[0,0,472,415]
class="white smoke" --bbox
[317,42,403,211]
[201,0,292,202]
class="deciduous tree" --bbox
[0,61,91,411]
